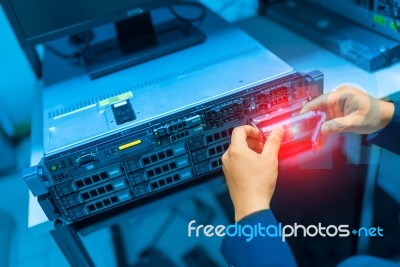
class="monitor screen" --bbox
[1,0,179,48]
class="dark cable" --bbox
[44,31,93,62]
[44,45,81,60]
[168,2,207,23]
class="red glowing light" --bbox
[251,111,326,157]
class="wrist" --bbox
[234,199,270,222]
[380,101,395,128]
[235,209,271,223]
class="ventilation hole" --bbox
[105,184,113,192]
[92,174,100,183]
[75,180,84,189]
[88,204,95,212]
[150,155,158,162]
[143,157,151,165]
[213,133,221,140]
[170,162,177,169]
[111,196,118,203]
[98,187,106,194]
[89,190,98,198]
[212,161,218,168]
[162,165,169,172]
[95,202,104,209]
[166,149,173,157]
[155,167,162,175]
[216,146,223,153]
[221,131,228,138]
[223,143,229,150]
[159,180,166,187]
[173,174,180,181]
[158,152,166,159]
[103,199,111,206]
[147,170,155,178]
[99,172,108,179]
[166,177,173,184]
[82,192,90,200]
[151,183,159,190]
[206,136,213,143]
[84,178,93,186]
[209,148,216,156]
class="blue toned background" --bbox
[1,1,400,267]
[0,1,258,266]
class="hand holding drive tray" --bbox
[251,110,326,155]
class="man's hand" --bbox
[300,85,394,135]
[221,125,284,222]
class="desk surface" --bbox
[28,15,400,232]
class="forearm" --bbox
[368,100,400,155]
[220,210,297,267]
[379,101,395,129]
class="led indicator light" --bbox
[373,14,386,26]
[390,21,397,31]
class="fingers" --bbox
[230,125,262,147]
[300,94,329,114]
[246,138,264,152]
[262,127,284,158]
[321,115,357,135]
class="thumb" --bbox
[321,116,356,135]
[262,127,284,158]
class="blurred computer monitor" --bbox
[1,0,206,78]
